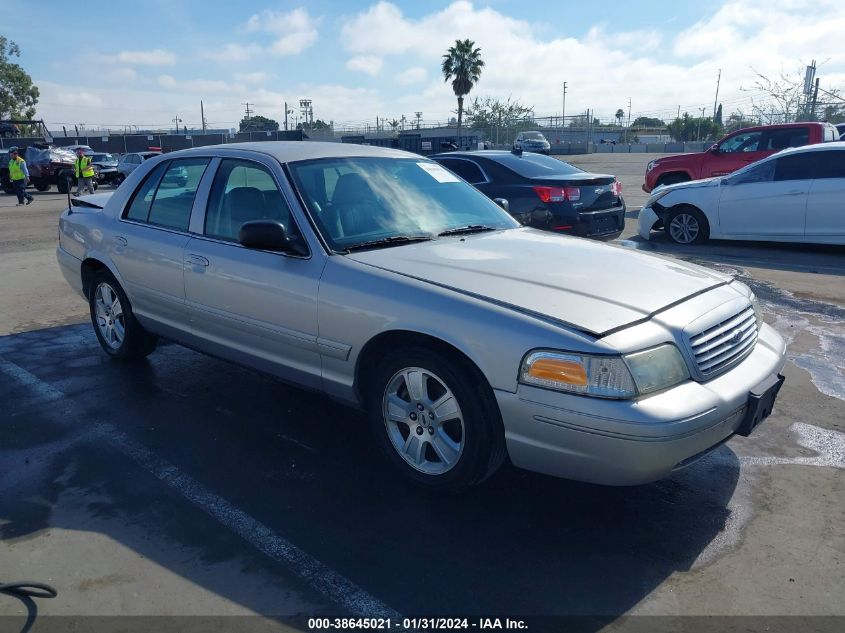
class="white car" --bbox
[638,142,845,245]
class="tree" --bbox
[441,38,484,142]
[615,109,625,126]
[465,95,532,129]
[295,118,332,131]
[742,63,843,123]
[239,115,279,132]
[0,36,40,120]
[631,116,665,128]
[714,104,723,128]
[667,113,721,142]
[724,111,756,133]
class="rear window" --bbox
[763,127,810,151]
[493,152,583,178]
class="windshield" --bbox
[523,132,546,140]
[495,152,584,178]
[289,157,519,251]
[93,153,114,162]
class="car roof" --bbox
[431,150,535,160]
[728,122,832,135]
[157,141,419,163]
[775,140,845,156]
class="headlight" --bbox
[623,344,689,395]
[520,351,637,399]
[750,293,763,329]
[647,160,658,172]
[520,345,690,399]
[644,190,670,208]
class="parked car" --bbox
[90,152,120,184]
[638,142,845,245]
[0,121,21,138]
[432,150,625,240]
[643,122,840,192]
[1,144,95,194]
[116,151,162,184]
[513,131,551,154]
[57,142,786,490]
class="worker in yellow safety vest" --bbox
[74,148,96,196]
[7,147,34,206]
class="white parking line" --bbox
[0,357,400,619]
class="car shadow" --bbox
[1,324,743,630]
[617,234,845,277]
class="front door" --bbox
[703,129,769,178]
[718,154,809,238]
[183,157,325,388]
[805,150,845,240]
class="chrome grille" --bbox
[689,304,758,378]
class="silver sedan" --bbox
[57,142,787,490]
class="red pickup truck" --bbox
[643,122,840,192]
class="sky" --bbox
[3,0,844,132]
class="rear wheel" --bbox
[365,346,506,491]
[89,271,158,360]
[666,206,709,245]
[35,183,50,192]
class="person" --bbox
[74,147,96,196]
[7,147,34,206]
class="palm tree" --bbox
[441,38,484,144]
[615,109,625,127]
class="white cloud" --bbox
[346,55,383,76]
[242,7,319,56]
[235,71,273,84]
[201,43,262,62]
[116,48,176,66]
[396,66,428,85]
[55,91,103,108]
[158,74,243,95]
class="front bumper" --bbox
[496,323,786,485]
[637,205,659,240]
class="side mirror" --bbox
[493,198,510,212]
[238,220,307,256]
[709,144,720,153]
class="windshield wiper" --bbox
[437,224,499,237]
[343,235,434,252]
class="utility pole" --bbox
[696,107,705,140]
[677,105,681,121]
[299,99,313,129]
[415,112,422,129]
[284,101,293,131]
[810,78,820,120]
[712,69,721,119]
[200,100,207,133]
[242,102,253,119]
[625,97,631,143]
[172,114,182,135]
[562,82,567,129]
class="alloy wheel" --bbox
[669,213,700,244]
[382,367,465,475]
[94,282,125,349]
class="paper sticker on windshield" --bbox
[417,162,460,183]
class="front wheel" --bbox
[365,346,506,491]
[666,206,709,245]
[89,271,158,360]
[35,183,50,192]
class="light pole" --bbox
[696,107,706,140]
[562,82,567,129]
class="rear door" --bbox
[111,157,211,336]
[718,153,812,238]
[805,149,845,241]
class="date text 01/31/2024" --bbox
[307,618,529,630]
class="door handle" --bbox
[113,236,127,251]
[783,190,804,196]
[185,254,209,267]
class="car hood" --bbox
[654,176,721,194]
[346,228,731,336]
[653,152,706,166]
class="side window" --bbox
[147,158,210,231]
[437,159,485,183]
[204,159,296,242]
[763,128,810,151]
[727,160,775,185]
[774,153,820,181]
[124,162,168,222]
[814,151,845,179]
[719,132,762,153]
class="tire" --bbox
[665,206,709,245]
[656,173,690,188]
[35,183,50,192]
[89,271,158,360]
[56,178,70,194]
[365,345,506,492]
[115,174,125,186]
